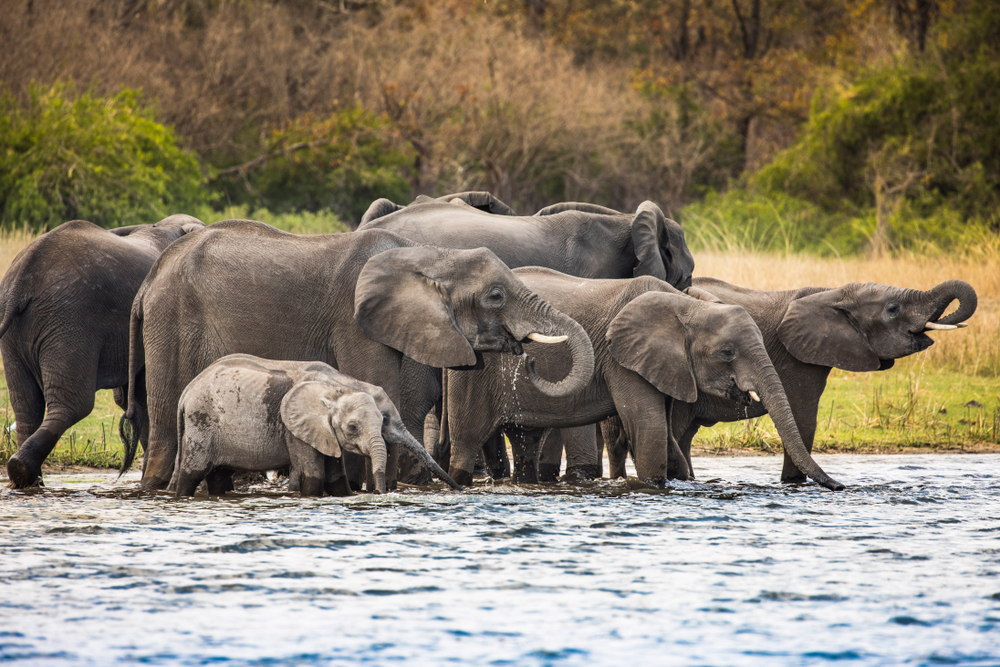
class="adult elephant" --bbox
[119,220,595,490]
[446,268,845,491]
[1,215,205,488]
[360,192,695,480]
[604,277,978,483]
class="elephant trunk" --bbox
[925,279,977,326]
[369,436,388,494]
[746,357,845,491]
[510,293,595,398]
[387,423,463,490]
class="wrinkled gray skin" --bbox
[172,355,460,496]
[120,220,594,491]
[1,215,205,488]
[360,192,694,481]
[446,268,844,491]
[601,277,978,483]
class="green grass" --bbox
[190,204,350,235]
[693,352,1000,456]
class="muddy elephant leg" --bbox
[206,469,234,495]
[7,371,95,489]
[601,417,628,480]
[537,429,563,482]
[324,457,353,497]
[508,428,547,484]
[563,426,601,481]
[481,432,510,479]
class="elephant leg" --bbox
[610,379,679,487]
[324,457,353,497]
[508,428,546,484]
[481,431,510,480]
[7,369,96,489]
[601,417,628,480]
[537,429,563,482]
[563,426,601,481]
[206,469,234,496]
[779,368,828,484]
[423,409,441,458]
[3,356,45,487]
[446,390,500,487]
[173,467,205,496]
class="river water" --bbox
[1,453,999,666]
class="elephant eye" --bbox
[483,286,505,308]
[717,346,736,361]
[885,303,900,318]
[346,422,359,435]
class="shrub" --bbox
[0,82,206,230]
[210,106,415,226]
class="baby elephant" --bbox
[171,354,460,496]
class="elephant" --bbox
[599,277,976,484]
[359,192,695,480]
[119,219,595,491]
[171,354,460,496]
[445,268,845,491]
[1,214,206,488]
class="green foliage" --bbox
[189,204,349,235]
[746,2,1000,251]
[0,82,206,230]
[213,105,415,226]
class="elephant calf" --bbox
[171,354,460,497]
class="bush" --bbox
[189,204,349,236]
[0,82,206,230]
[211,106,415,226]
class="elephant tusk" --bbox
[956,322,969,328]
[925,322,958,331]
[748,390,761,402]
[527,333,568,344]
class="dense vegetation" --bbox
[1,0,998,250]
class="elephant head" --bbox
[777,280,977,371]
[110,214,205,245]
[535,200,694,290]
[354,245,595,398]
[281,382,390,494]
[608,292,844,491]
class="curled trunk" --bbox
[926,279,977,325]
[511,295,595,398]
[749,360,844,491]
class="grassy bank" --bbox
[0,227,997,471]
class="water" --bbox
[2,454,999,666]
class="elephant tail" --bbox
[0,284,25,341]
[118,291,147,476]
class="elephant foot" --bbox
[780,473,808,485]
[564,464,600,482]
[537,463,560,483]
[7,456,43,489]
[451,468,474,487]
[139,475,171,491]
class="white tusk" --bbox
[748,390,761,402]
[925,322,958,331]
[527,333,568,344]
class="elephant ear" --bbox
[360,198,406,226]
[630,201,669,281]
[777,289,880,371]
[438,192,517,215]
[280,382,344,458]
[607,292,697,402]
[355,246,477,368]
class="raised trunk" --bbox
[509,293,595,398]
[387,423,463,490]
[748,360,844,491]
[925,279,977,326]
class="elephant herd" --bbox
[0,192,978,496]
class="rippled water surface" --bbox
[2,454,1000,666]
